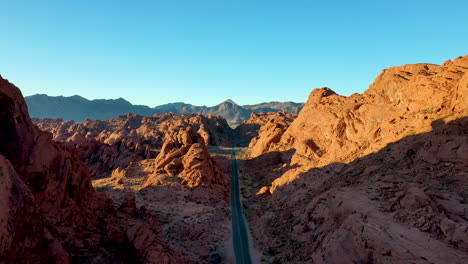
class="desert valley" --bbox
[1,54,467,263]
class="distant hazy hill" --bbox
[25,94,155,122]
[25,94,303,126]
[243,101,303,114]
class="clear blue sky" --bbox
[1,0,467,106]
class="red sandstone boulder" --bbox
[236,111,297,146]
[145,126,225,187]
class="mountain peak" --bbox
[223,99,237,105]
[115,97,130,103]
[69,95,87,101]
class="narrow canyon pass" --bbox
[1,54,467,264]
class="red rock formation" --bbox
[246,112,297,156]
[33,112,233,178]
[0,75,176,263]
[244,116,468,263]
[241,55,468,263]
[251,55,468,166]
[144,126,225,187]
[0,155,70,263]
[92,125,231,263]
[235,111,297,146]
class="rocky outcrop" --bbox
[144,126,225,187]
[250,55,468,166]
[235,111,297,146]
[0,75,175,263]
[31,96,232,262]
[247,112,297,157]
[0,155,69,263]
[241,55,468,263]
[244,116,468,263]
[33,113,233,178]
[91,124,231,264]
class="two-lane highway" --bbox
[231,149,253,264]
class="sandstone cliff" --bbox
[250,55,468,167]
[242,55,468,263]
[0,75,147,263]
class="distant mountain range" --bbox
[25,94,303,126]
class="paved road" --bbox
[231,149,253,264]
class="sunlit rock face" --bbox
[33,112,234,179]
[250,55,468,167]
[241,55,468,263]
